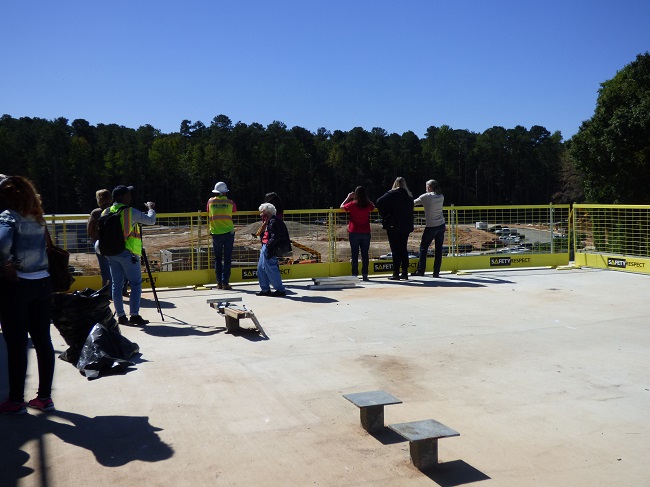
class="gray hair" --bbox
[426,179,440,193]
[258,202,277,216]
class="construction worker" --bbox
[207,182,237,290]
[103,185,156,326]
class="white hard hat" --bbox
[212,181,229,193]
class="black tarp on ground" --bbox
[51,286,115,365]
[76,323,140,379]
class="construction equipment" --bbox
[289,240,321,264]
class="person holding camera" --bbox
[103,185,156,326]
[340,186,374,281]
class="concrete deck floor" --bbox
[1,267,649,486]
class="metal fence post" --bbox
[328,207,336,264]
[549,203,554,254]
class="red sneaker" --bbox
[27,397,55,412]
[0,399,27,415]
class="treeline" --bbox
[0,114,570,214]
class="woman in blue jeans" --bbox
[0,176,56,415]
[256,203,288,297]
[340,186,375,280]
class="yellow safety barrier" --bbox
[573,204,650,275]
[46,204,574,292]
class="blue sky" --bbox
[2,1,649,140]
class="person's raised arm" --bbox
[340,192,354,209]
[132,202,157,225]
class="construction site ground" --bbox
[2,267,648,486]
[70,222,534,275]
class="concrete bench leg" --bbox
[225,315,240,333]
[360,405,385,433]
[410,438,439,470]
[344,391,402,433]
[389,419,459,470]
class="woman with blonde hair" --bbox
[87,188,113,287]
[375,177,414,280]
[0,176,56,414]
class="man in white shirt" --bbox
[412,180,445,277]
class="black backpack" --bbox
[97,207,127,256]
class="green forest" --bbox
[1,53,648,214]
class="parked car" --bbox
[481,239,506,250]
[497,246,529,254]
[475,221,488,230]
[498,246,530,254]
[499,235,521,243]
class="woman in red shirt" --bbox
[340,186,374,281]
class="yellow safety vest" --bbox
[207,196,236,235]
[108,203,143,256]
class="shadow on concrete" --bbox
[369,427,408,445]
[0,410,173,487]
[141,323,225,338]
[449,275,514,285]
[139,298,176,310]
[416,280,487,288]
[233,288,340,304]
[0,330,10,398]
[226,327,269,342]
[232,289,270,296]
[420,459,491,486]
[382,279,487,288]
[84,365,140,381]
[283,295,339,303]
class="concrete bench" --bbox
[388,419,459,470]
[343,390,402,433]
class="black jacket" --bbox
[262,216,290,256]
[376,188,414,234]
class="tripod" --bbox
[142,246,164,321]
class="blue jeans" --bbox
[96,251,112,287]
[96,244,126,293]
[211,232,235,284]
[349,232,371,277]
[257,244,285,292]
[417,224,446,275]
[106,249,143,317]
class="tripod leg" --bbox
[142,248,164,321]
